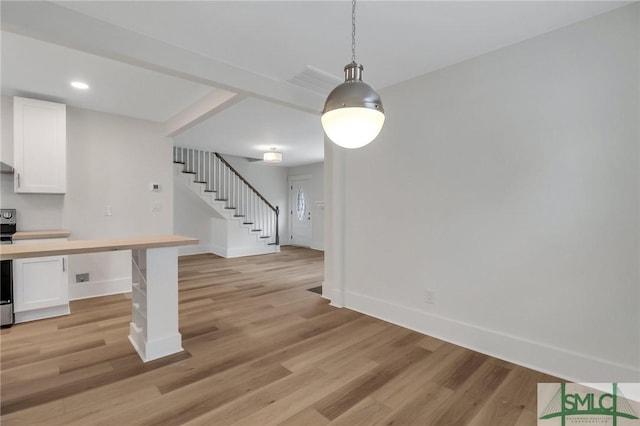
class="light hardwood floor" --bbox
[1,246,558,425]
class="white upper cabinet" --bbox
[13,96,67,194]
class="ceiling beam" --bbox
[165,89,243,137]
[1,1,323,116]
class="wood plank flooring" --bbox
[0,246,558,425]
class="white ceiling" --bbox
[53,1,630,90]
[1,1,630,167]
[175,97,324,167]
[1,31,214,123]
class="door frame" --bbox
[288,174,312,247]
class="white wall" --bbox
[64,107,173,299]
[173,175,215,255]
[288,162,324,250]
[328,4,640,382]
[1,96,173,299]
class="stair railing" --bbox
[173,147,279,245]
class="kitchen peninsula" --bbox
[0,235,198,362]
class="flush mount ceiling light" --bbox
[263,148,283,163]
[70,81,89,90]
[321,0,385,149]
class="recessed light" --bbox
[70,81,89,90]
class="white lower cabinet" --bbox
[13,238,70,323]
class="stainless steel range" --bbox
[1,208,16,327]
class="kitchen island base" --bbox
[0,235,198,363]
[129,246,183,362]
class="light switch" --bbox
[152,203,162,212]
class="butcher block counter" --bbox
[12,230,72,241]
[1,235,199,363]
[0,235,198,260]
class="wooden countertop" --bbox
[13,230,71,240]
[0,235,199,260]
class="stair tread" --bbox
[175,150,281,250]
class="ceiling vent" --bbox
[288,66,342,96]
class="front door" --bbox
[289,176,311,247]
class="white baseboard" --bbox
[200,244,279,259]
[15,304,70,323]
[129,324,183,362]
[319,282,331,302]
[209,243,228,258]
[310,242,324,251]
[177,245,211,256]
[69,278,132,301]
[327,286,345,308]
[344,290,640,383]
[226,245,279,258]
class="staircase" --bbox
[173,147,280,257]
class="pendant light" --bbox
[322,0,384,149]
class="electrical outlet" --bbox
[76,273,90,283]
[425,290,435,304]
[152,203,162,212]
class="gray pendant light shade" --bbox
[321,1,385,149]
[323,63,384,113]
[322,64,385,150]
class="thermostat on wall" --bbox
[150,183,160,192]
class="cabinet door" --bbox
[14,256,69,312]
[13,96,67,194]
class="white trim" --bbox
[345,290,640,383]
[14,304,70,323]
[324,141,346,309]
[129,324,183,362]
[207,243,279,258]
[226,245,280,258]
[69,278,131,301]
[320,282,331,302]
[328,287,345,308]
[209,243,228,258]
[177,244,211,256]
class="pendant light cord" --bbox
[351,0,357,63]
